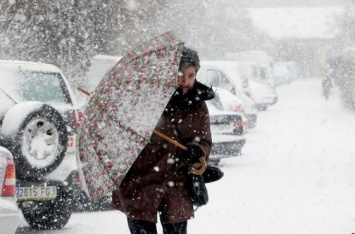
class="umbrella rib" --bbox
[117,121,150,145]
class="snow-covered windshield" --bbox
[0,69,70,104]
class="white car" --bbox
[197,61,258,127]
[198,60,277,112]
[212,87,258,131]
[247,80,278,111]
[0,60,82,229]
[207,101,244,135]
[206,102,246,165]
[0,146,19,234]
[209,134,245,165]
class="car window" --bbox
[259,67,267,80]
[207,93,224,111]
[0,69,71,104]
[252,65,259,79]
[206,70,220,87]
[218,70,235,93]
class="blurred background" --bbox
[1,0,355,108]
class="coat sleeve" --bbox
[196,101,212,161]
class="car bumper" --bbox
[16,177,82,203]
[0,198,19,233]
[210,134,246,158]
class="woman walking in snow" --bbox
[112,47,215,234]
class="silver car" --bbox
[0,146,19,234]
[0,60,82,230]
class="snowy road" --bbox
[16,78,355,234]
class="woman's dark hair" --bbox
[179,47,200,72]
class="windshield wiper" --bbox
[0,87,17,105]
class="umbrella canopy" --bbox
[77,32,184,202]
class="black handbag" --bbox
[203,165,224,183]
[187,165,224,207]
[187,173,209,207]
[171,124,224,207]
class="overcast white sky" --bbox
[241,0,342,8]
[249,7,343,38]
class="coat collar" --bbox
[165,81,215,111]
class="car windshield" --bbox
[0,69,71,104]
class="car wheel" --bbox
[73,191,94,212]
[19,192,73,230]
[2,103,68,179]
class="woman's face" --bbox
[177,66,197,94]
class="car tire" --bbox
[3,103,68,179]
[73,191,94,212]
[19,192,73,230]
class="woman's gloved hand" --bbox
[185,142,205,165]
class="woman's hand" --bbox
[185,142,205,164]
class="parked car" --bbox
[209,134,245,165]
[207,101,244,135]
[212,87,258,131]
[207,102,246,165]
[272,61,299,86]
[248,80,278,111]
[0,60,82,229]
[236,91,258,129]
[197,61,259,124]
[225,50,275,87]
[273,62,292,86]
[0,146,19,234]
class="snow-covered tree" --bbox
[0,0,267,84]
[0,0,93,85]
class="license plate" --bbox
[16,186,57,201]
[211,123,233,132]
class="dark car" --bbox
[0,60,82,230]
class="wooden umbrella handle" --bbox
[188,157,207,175]
[78,87,93,96]
[153,129,207,175]
[153,129,187,150]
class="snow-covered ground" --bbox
[16,78,355,234]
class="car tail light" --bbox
[233,120,244,135]
[233,105,246,115]
[1,158,16,197]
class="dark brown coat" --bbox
[112,81,214,223]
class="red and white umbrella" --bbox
[77,32,185,202]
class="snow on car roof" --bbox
[206,101,242,117]
[199,60,244,88]
[0,60,62,73]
